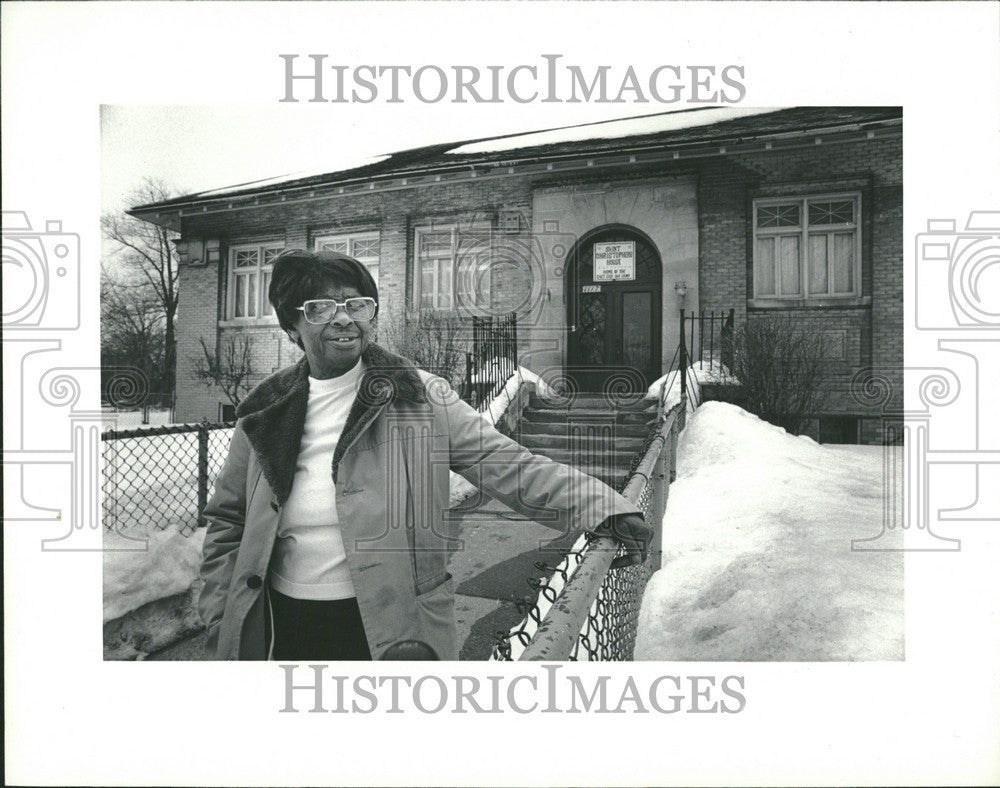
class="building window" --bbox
[314,232,380,288]
[413,224,492,312]
[220,403,236,422]
[227,242,284,320]
[753,194,861,301]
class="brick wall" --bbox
[171,133,902,438]
[697,135,903,442]
[174,178,535,421]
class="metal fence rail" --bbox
[102,421,234,538]
[492,402,686,661]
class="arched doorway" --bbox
[565,226,662,393]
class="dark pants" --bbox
[269,588,372,661]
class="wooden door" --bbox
[566,229,662,394]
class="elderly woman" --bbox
[199,248,651,660]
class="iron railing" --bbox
[680,308,735,406]
[463,311,518,410]
[492,401,686,661]
[102,421,234,538]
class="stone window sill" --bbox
[747,296,871,311]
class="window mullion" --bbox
[828,232,835,296]
[256,247,263,315]
[431,251,439,309]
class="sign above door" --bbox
[593,241,636,282]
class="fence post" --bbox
[465,351,474,404]
[669,413,679,483]
[721,308,735,373]
[709,311,716,373]
[510,311,518,377]
[679,309,687,401]
[649,451,667,569]
[197,420,209,518]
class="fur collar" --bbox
[236,342,427,503]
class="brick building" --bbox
[131,106,902,443]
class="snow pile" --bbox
[647,361,737,413]
[103,528,206,623]
[477,364,555,425]
[635,402,903,661]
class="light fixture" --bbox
[674,281,688,299]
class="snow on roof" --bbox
[446,107,783,155]
[131,107,900,216]
[189,153,392,199]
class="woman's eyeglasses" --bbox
[297,297,378,324]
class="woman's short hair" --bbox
[268,249,379,344]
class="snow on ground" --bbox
[101,408,176,431]
[635,402,903,661]
[447,107,782,156]
[103,427,232,623]
[104,527,206,623]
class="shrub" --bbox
[725,316,827,435]
[378,308,468,392]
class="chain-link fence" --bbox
[492,402,685,661]
[102,421,234,538]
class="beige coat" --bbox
[198,344,639,660]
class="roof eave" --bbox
[130,112,902,219]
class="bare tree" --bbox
[103,178,180,398]
[725,316,828,435]
[192,335,257,409]
[100,265,167,400]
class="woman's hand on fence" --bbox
[594,513,653,569]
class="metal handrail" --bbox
[519,402,683,661]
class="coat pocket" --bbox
[415,570,451,597]
[413,572,457,661]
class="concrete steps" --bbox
[528,394,658,412]
[516,392,657,489]
[524,410,655,426]
[518,433,646,454]
[519,420,654,439]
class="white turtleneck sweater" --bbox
[268,359,364,600]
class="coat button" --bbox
[246,575,263,589]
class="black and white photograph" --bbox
[101,105,905,664]
[3,2,999,786]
